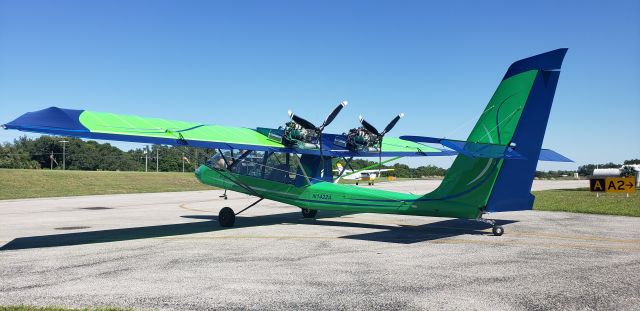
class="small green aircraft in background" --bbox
[2,49,572,236]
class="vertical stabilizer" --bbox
[421,49,567,216]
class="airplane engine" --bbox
[283,121,319,149]
[344,127,380,152]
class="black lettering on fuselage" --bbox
[312,193,332,200]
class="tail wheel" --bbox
[492,225,504,236]
[219,207,236,227]
[301,208,317,218]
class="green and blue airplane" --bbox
[2,49,572,236]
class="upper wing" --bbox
[3,107,455,158]
[3,107,284,151]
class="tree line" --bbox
[0,136,448,177]
[577,159,640,177]
[0,136,213,172]
[3,135,636,178]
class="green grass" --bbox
[533,188,640,217]
[0,307,129,311]
[0,169,214,200]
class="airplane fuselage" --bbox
[195,165,482,219]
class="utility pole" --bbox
[59,140,68,170]
[50,151,54,170]
[145,146,149,172]
[156,146,159,172]
[182,152,185,173]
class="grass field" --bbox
[0,169,213,200]
[1,169,637,217]
[533,188,639,217]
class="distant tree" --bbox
[415,165,447,177]
[624,159,640,165]
[577,162,620,176]
[1,135,449,175]
[0,142,40,169]
[621,166,636,177]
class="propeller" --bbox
[288,101,348,168]
[358,112,404,176]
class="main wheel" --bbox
[492,225,504,236]
[301,208,317,218]
[218,207,236,227]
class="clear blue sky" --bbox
[1,0,638,170]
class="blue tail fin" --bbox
[486,48,568,212]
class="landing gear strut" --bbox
[217,198,264,227]
[301,208,317,218]
[476,216,504,236]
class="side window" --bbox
[231,150,264,178]
[263,153,290,183]
[207,150,307,186]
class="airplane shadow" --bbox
[0,210,517,251]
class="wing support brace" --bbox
[333,157,354,183]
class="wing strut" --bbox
[333,157,354,183]
[234,198,264,216]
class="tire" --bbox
[492,225,504,236]
[218,207,236,227]
[301,208,317,218]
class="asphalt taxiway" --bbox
[1,180,638,310]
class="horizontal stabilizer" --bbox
[399,135,572,162]
[439,139,525,160]
[538,149,573,162]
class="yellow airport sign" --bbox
[590,177,636,193]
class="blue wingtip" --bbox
[503,48,568,80]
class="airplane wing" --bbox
[357,169,394,174]
[2,107,455,158]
